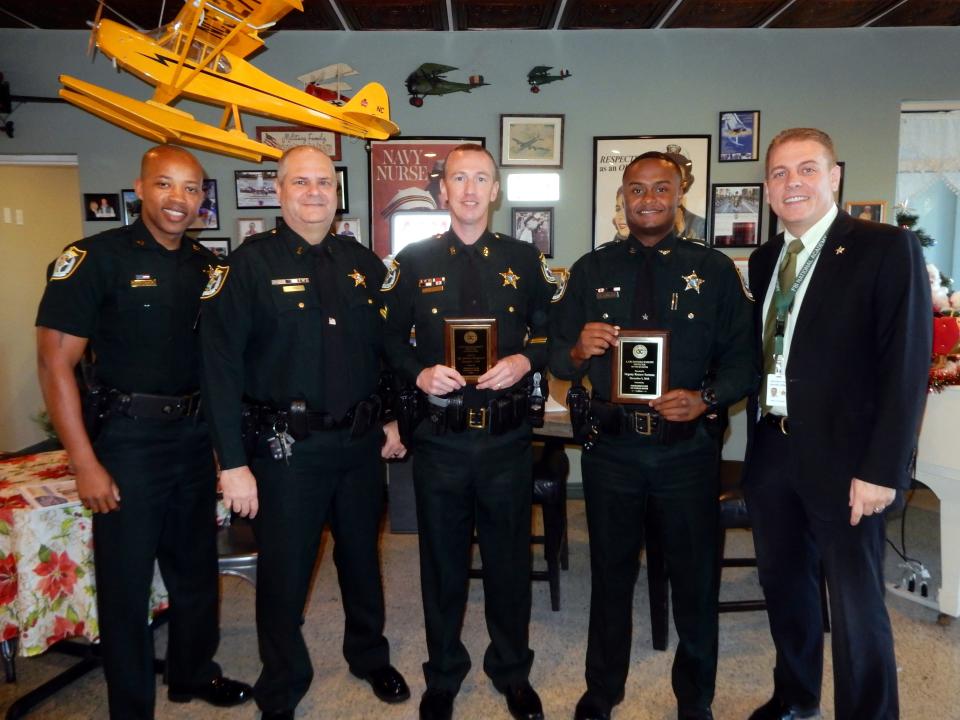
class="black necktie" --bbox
[310,241,352,419]
[459,242,485,314]
[633,246,657,329]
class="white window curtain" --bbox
[897,111,960,205]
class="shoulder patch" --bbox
[50,245,87,281]
[201,265,230,300]
[539,253,568,303]
[735,265,754,302]
[381,257,400,292]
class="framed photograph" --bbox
[235,169,279,208]
[511,207,554,257]
[500,114,564,168]
[335,166,349,214]
[84,193,120,222]
[237,217,265,243]
[368,137,484,258]
[710,183,763,247]
[845,200,887,223]
[718,111,760,162]
[120,189,140,225]
[189,178,219,230]
[256,125,341,160]
[334,217,363,244]
[593,135,711,248]
[199,237,230,259]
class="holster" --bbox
[287,400,310,441]
[525,370,546,429]
[396,386,422,445]
[566,384,591,440]
[350,395,381,440]
[240,404,262,461]
[80,385,110,442]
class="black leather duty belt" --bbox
[110,391,201,420]
[761,413,790,435]
[425,391,526,435]
[254,395,381,439]
[589,398,698,445]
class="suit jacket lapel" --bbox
[790,211,855,350]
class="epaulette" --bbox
[679,235,709,248]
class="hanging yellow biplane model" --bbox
[58,0,400,162]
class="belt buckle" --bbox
[778,416,789,435]
[467,407,487,430]
[632,411,653,436]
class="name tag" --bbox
[765,356,788,413]
[282,285,305,293]
[595,287,620,300]
[419,277,445,292]
[130,276,157,288]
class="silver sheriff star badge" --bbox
[682,271,705,293]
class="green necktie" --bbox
[761,239,804,413]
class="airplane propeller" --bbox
[86,0,106,60]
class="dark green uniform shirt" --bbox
[550,233,757,405]
[200,227,388,469]
[382,230,559,386]
[35,219,215,395]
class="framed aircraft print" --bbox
[500,115,564,168]
[592,135,711,248]
[367,136,484,258]
[718,111,760,162]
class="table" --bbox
[0,450,169,718]
[908,386,960,618]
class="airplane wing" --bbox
[296,63,359,86]
[416,63,458,77]
[529,65,552,75]
[180,0,304,60]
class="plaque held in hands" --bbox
[444,318,498,383]
[611,330,670,403]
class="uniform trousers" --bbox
[251,425,390,713]
[581,427,719,715]
[93,414,221,720]
[743,419,898,719]
[412,422,535,694]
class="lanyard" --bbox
[772,231,828,356]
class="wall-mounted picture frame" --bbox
[367,136,484,258]
[84,193,120,221]
[256,125,341,160]
[235,169,279,208]
[199,237,230,258]
[120,189,140,225]
[511,207,554,257]
[718,110,760,162]
[334,217,363,244]
[845,200,887,223]
[593,135,711,248]
[189,178,219,230]
[710,183,763,247]
[335,166,349,214]
[237,217,265,243]
[500,114,564,168]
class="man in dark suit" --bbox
[744,128,931,720]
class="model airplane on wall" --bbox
[405,64,488,107]
[299,62,357,105]
[58,0,400,162]
[526,66,571,93]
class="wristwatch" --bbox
[700,386,719,408]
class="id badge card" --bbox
[765,356,788,413]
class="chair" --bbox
[646,459,829,651]
[217,515,258,587]
[468,438,570,610]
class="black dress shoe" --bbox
[354,665,411,703]
[167,675,253,707]
[574,691,612,720]
[749,696,821,720]
[419,688,455,720]
[261,712,294,720]
[504,681,544,720]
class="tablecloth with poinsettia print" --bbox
[0,450,169,657]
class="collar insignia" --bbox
[482,245,490,257]
[658,249,671,256]
[500,267,520,289]
[682,271,705,294]
[835,246,846,255]
[348,269,366,287]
